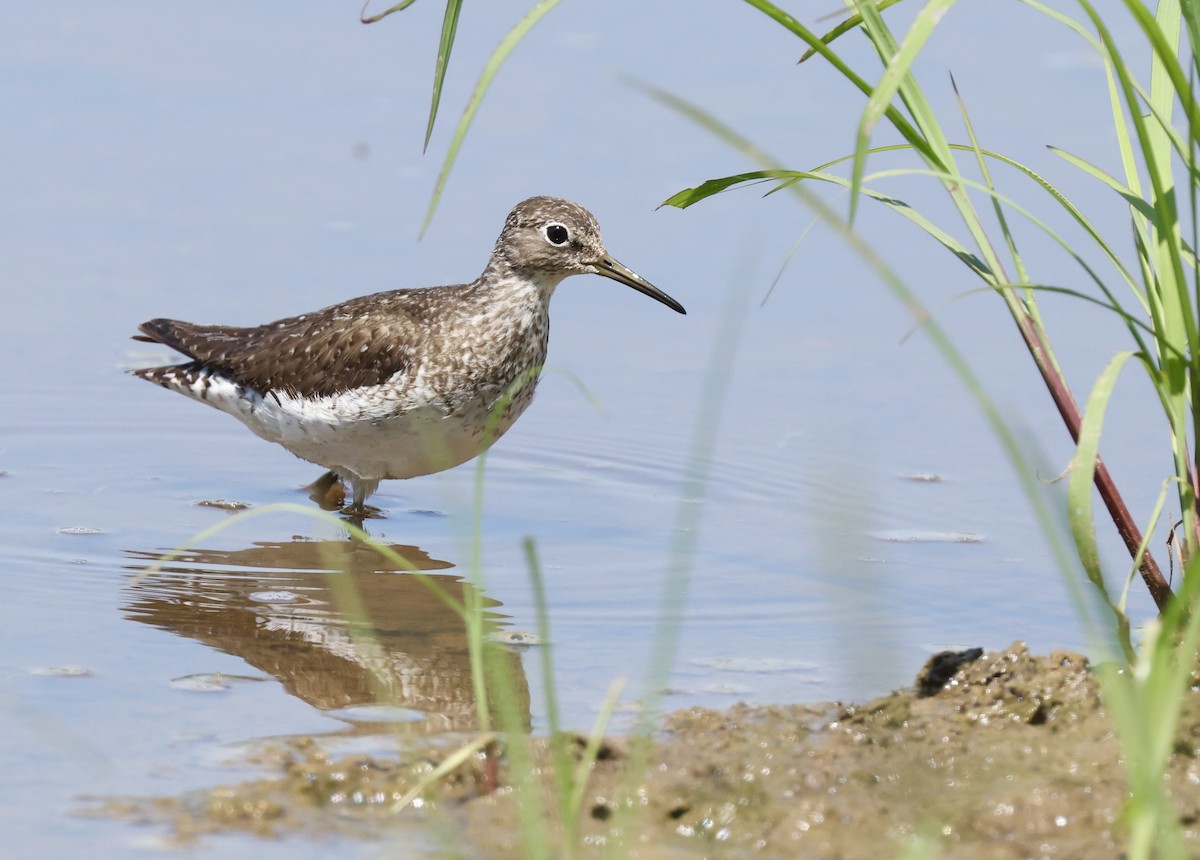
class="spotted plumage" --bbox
[131,196,686,517]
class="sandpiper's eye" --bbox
[544,223,569,245]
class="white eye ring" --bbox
[544,222,570,246]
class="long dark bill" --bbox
[594,256,686,315]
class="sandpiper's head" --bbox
[492,196,686,314]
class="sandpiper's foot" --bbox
[304,471,345,511]
[341,475,384,520]
[340,502,385,520]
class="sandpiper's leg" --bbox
[341,475,383,519]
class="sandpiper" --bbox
[132,196,686,517]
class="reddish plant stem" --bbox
[1012,308,1173,611]
[482,739,500,795]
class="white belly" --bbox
[195,374,531,481]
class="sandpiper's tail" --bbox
[132,318,225,359]
[128,360,207,390]
[132,319,198,388]
[130,318,241,403]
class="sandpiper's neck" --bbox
[477,256,568,307]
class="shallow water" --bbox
[0,1,1170,855]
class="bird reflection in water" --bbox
[123,538,530,732]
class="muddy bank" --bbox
[89,642,1200,857]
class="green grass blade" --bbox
[662,170,802,208]
[523,537,573,811]
[567,677,625,833]
[842,163,1166,376]
[848,0,956,222]
[1067,350,1135,592]
[634,82,970,281]
[1145,0,1181,215]
[1100,35,1148,207]
[665,168,992,277]
[1019,0,1097,46]
[1182,0,1200,75]
[923,283,1172,361]
[1049,146,1159,225]
[1100,545,1200,857]
[422,0,563,234]
[423,0,464,153]
[852,0,1014,288]
[1047,143,1163,316]
[1116,474,1174,611]
[360,0,421,24]
[1082,0,1200,557]
[779,169,992,276]
[798,0,905,63]
[1188,6,1200,505]
[854,0,959,169]
[525,537,558,738]
[859,164,1146,311]
[388,732,497,813]
[952,76,1022,271]
[485,645,550,859]
[974,146,1146,307]
[1066,351,1136,659]
[1020,3,1196,227]
[1125,0,1200,147]
[1088,0,1192,338]
[761,219,820,305]
[738,0,938,164]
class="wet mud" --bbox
[89,642,1200,857]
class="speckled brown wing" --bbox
[132,288,443,398]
